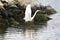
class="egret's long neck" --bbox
[31,10,40,20]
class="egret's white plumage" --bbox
[24,4,40,22]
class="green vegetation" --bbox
[34,14,50,24]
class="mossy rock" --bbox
[0,15,8,27]
[34,14,50,24]
[9,17,19,27]
[0,15,8,33]
[32,5,57,15]
[46,6,57,15]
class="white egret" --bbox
[24,4,40,22]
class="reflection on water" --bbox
[0,0,60,40]
[0,22,47,40]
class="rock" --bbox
[32,5,57,15]
[34,14,50,24]
[0,3,57,28]
[9,17,19,27]
[46,5,57,15]
[0,15,8,33]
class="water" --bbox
[0,0,60,40]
